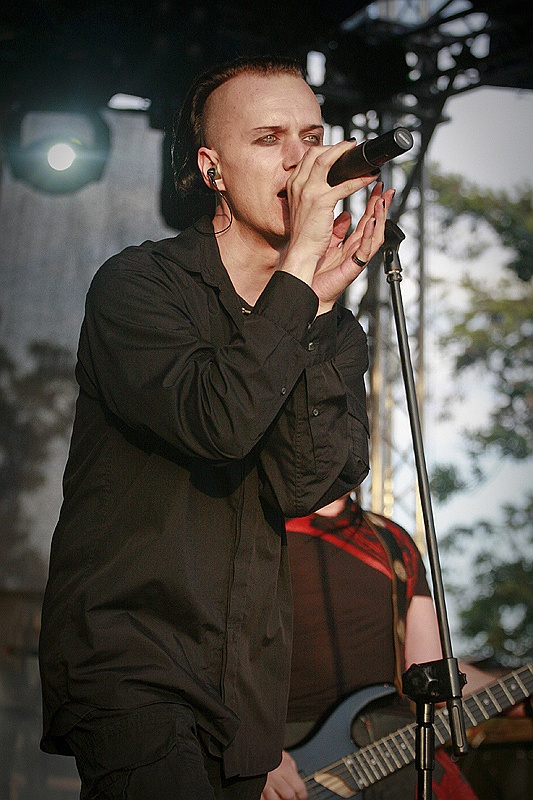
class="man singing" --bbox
[39,56,395,799]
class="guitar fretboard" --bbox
[307,662,533,796]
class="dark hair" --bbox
[171,55,306,229]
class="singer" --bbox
[38,55,395,800]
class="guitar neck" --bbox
[340,663,533,793]
[437,662,533,738]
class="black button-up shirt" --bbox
[39,220,369,777]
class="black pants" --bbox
[64,703,267,800]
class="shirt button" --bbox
[308,341,316,352]
[312,408,319,416]
[281,386,287,395]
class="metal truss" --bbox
[315,0,527,536]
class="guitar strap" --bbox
[361,510,408,697]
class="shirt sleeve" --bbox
[257,302,370,518]
[400,526,432,600]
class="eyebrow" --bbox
[251,124,324,134]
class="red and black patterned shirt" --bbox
[286,499,430,723]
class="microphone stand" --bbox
[379,220,468,800]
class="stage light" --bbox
[107,93,151,111]
[47,142,78,171]
[5,109,111,194]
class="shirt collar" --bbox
[151,216,227,290]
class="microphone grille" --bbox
[394,128,414,151]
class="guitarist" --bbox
[261,493,513,800]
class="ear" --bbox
[198,147,225,191]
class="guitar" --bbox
[289,662,533,798]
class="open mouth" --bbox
[277,189,288,202]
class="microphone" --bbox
[327,127,414,186]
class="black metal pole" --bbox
[380,221,468,799]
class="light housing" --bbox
[5,109,111,194]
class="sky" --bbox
[429,86,533,191]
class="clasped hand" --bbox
[279,139,396,315]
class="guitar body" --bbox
[289,684,396,794]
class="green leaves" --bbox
[427,168,533,665]
[441,276,532,464]
[442,497,533,666]
[429,167,533,282]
